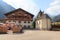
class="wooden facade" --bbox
[51,22,60,30]
[0,8,34,33]
[4,8,34,29]
[5,8,34,21]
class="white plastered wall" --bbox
[6,20,32,27]
[36,19,51,30]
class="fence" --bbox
[51,22,60,30]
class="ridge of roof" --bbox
[4,8,34,17]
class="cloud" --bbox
[3,0,39,16]
[46,0,60,16]
[50,0,60,6]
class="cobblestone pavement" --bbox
[0,30,60,40]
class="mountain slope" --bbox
[52,15,60,22]
[0,0,15,18]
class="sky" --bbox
[3,0,60,16]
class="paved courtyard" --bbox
[0,30,60,40]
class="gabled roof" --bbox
[36,10,44,19]
[36,10,51,20]
[45,14,51,19]
[4,8,34,17]
[38,10,44,16]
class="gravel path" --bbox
[0,30,60,40]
